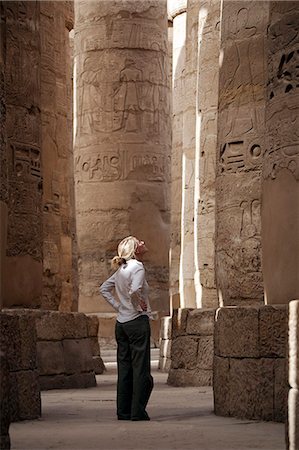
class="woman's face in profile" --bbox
[135,240,148,257]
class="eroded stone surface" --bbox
[214,307,259,357]
[171,336,198,370]
[186,309,215,336]
[259,305,288,357]
[74,0,171,315]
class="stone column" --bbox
[40,2,76,311]
[74,0,171,314]
[215,1,267,305]
[3,2,43,307]
[168,0,187,309]
[0,3,7,308]
[262,2,299,305]
[195,0,221,308]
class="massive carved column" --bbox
[40,2,76,311]
[0,3,7,307]
[215,1,267,305]
[195,0,221,308]
[3,2,43,307]
[168,0,187,309]
[262,2,299,305]
[74,0,171,314]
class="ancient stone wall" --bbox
[40,2,76,311]
[167,308,215,386]
[158,316,172,372]
[168,1,186,310]
[215,1,268,305]
[0,312,41,422]
[0,2,7,308]
[3,2,43,307]
[262,1,299,305]
[214,305,288,422]
[195,0,221,308]
[287,300,299,450]
[74,0,171,315]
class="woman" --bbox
[100,236,154,421]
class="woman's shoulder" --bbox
[127,259,144,269]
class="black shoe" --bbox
[118,415,131,420]
[131,412,150,421]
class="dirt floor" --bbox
[10,351,285,450]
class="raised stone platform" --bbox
[213,305,288,422]
[167,308,215,386]
[0,312,41,425]
[3,310,100,390]
[158,316,172,372]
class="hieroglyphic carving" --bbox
[75,147,171,182]
[215,1,267,304]
[265,10,299,181]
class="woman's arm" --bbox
[130,266,148,311]
[99,274,120,311]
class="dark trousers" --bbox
[115,316,154,420]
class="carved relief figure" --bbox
[113,58,142,131]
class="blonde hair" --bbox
[111,236,139,270]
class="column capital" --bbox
[167,0,187,21]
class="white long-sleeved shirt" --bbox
[99,258,151,323]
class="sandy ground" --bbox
[10,351,285,450]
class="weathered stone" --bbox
[289,300,299,389]
[36,341,65,376]
[288,388,299,450]
[229,358,274,421]
[89,337,100,357]
[186,309,215,336]
[74,0,171,315]
[9,370,41,421]
[197,337,213,370]
[172,309,190,339]
[62,339,94,374]
[259,305,288,357]
[36,312,88,341]
[0,351,10,447]
[93,356,105,375]
[87,315,99,338]
[274,359,287,423]
[40,372,96,390]
[214,307,259,357]
[213,356,230,416]
[160,316,172,340]
[160,339,171,359]
[158,357,171,373]
[168,368,212,387]
[171,336,198,370]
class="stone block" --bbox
[186,309,215,336]
[62,339,94,374]
[9,370,41,421]
[213,356,230,416]
[288,388,299,450]
[197,337,213,370]
[171,336,198,370]
[274,359,287,422]
[93,356,105,375]
[0,314,20,370]
[259,305,287,358]
[0,351,10,441]
[40,372,96,390]
[37,341,65,375]
[158,357,171,372]
[160,339,171,359]
[172,309,191,339]
[168,368,212,387]
[229,358,274,421]
[214,307,259,358]
[0,435,10,450]
[160,316,172,340]
[36,312,88,341]
[289,300,299,389]
[87,315,99,337]
[90,337,100,356]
